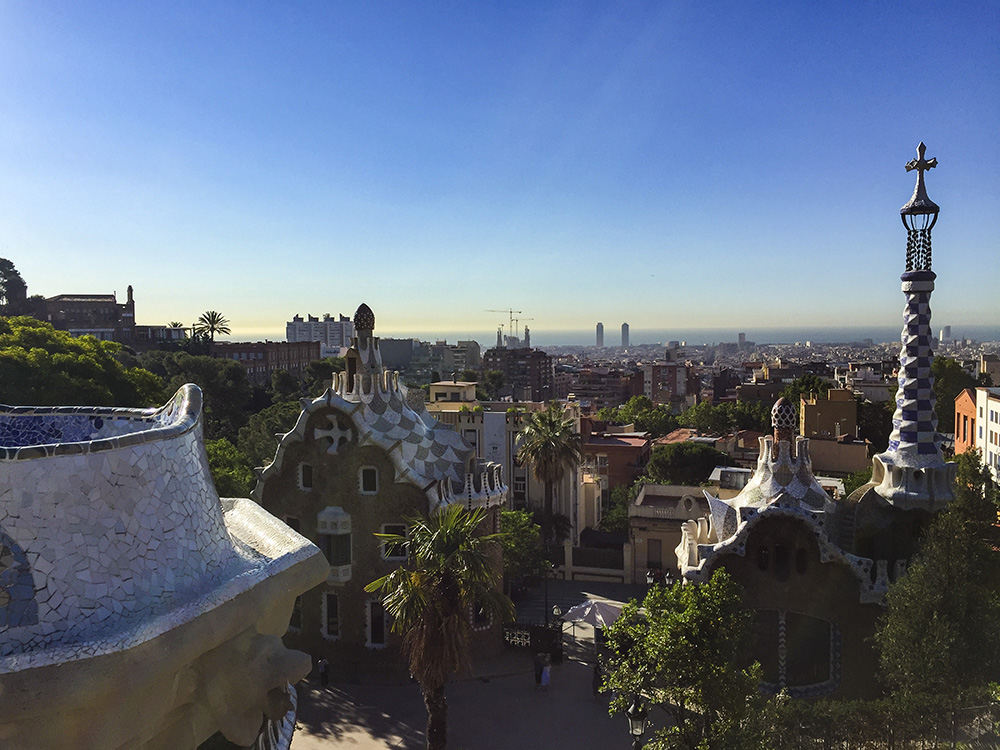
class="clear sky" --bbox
[1,2,997,341]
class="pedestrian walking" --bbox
[533,652,544,689]
[540,655,551,691]
[317,656,329,688]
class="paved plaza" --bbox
[290,579,653,749]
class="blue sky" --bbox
[1,2,997,341]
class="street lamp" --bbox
[552,605,562,619]
[626,699,648,749]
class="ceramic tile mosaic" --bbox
[0,385,326,673]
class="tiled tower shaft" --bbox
[886,269,942,465]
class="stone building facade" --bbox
[252,305,508,675]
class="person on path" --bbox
[317,657,329,688]
[533,652,544,689]
[540,655,551,691]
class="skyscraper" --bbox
[621,322,629,348]
[596,322,604,348]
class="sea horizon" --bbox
[221,324,1000,349]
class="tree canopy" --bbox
[931,356,976,432]
[602,570,769,750]
[645,441,728,486]
[498,508,545,587]
[677,399,771,436]
[597,396,680,438]
[138,350,251,442]
[875,449,1000,710]
[237,400,302,468]
[205,438,254,498]
[0,316,163,407]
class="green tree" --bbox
[269,368,300,403]
[679,401,731,435]
[781,374,832,406]
[0,258,28,310]
[856,397,894,453]
[237,400,302,468]
[600,480,643,533]
[602,396,681,439]
[482,370,504,400]
[138,350,251,442]
[205,438,254,497]
[728,400,771,432]
[931,356,975,434]
[303,356,345,396]
[842,466,873,498]
[498,509,545,589]
[460,368,478,382]
[876,450,1000,711]
[515,402,582,531]
[365,505,514,750]
[645,442,728,486]
[193,310,231,341]
[602,570,769,750]
[0,316,164,406]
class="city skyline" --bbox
[1,2,997,337]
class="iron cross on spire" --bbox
[901,141,940,231]
[905,141,937,175]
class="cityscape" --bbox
[2,3,999,750]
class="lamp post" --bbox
[626,698,648,749]
[543,561,551,626]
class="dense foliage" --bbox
[0,316,163,406]
[602,570,769,750]
[498,509,545,587]
[876,449,1000,710]
[644,441,728,486]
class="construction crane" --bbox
[485,309,523,335]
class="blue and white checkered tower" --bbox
[872,143,955,509]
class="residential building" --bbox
[40,286,190,352]
[286,313,355,349]
[482,347,554,402]
[800,388,857,439]
[627,484,711,582]
[954,388,977,456]
[253,305,507,670]
[580,419,651,505]
[982,354,1000,386]
[212,340,321,386]
[972,387,1000,481]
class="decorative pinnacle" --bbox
[901,142,940,217]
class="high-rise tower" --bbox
[872,143,955,509]
[621,322,629,348]
[596,322,604,348]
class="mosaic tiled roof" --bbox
[354,303,375,331]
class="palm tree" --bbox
[365,505,513,750]
[515,401,582,531]
[193,310,231,341]
[168,321,184,328]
